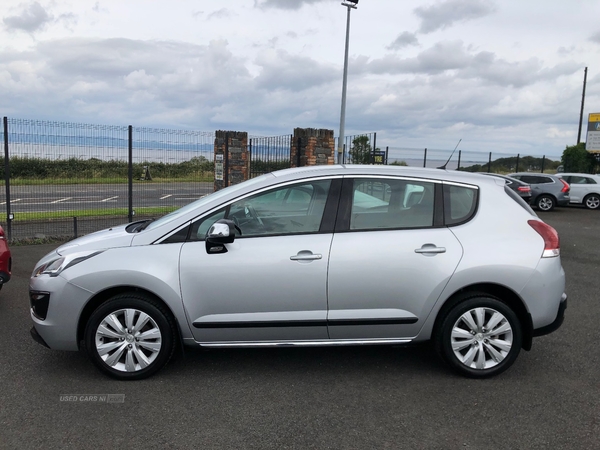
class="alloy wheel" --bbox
[584,195,600,210]
[450,307,513,370]
[94,308,163,373]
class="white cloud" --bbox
[414,0,496,34]
[1,0,599,157]
[3,1,52,33]
[387,32,419,50]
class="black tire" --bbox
[535,195,555,211]
[583,194,600,210]
[434,295,522,378]
[84,294,177,380]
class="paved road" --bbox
[1,182,214,212]
[0,207,598,449]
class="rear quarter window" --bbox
[443,184,478,226]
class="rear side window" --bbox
[443,184,478,226]
[569,175,597,185]
[519,175,553,184]
[349,178,436,230]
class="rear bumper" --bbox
[533,293,567,337]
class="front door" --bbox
[179,178,336,343]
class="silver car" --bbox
[555,173,600,210]
[30,166,567,380]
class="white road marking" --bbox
[51,197,73,204]
[1,198,21,204]
[101,196,119,202]
[160,194,173,200]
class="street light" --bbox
[337,0,358,164]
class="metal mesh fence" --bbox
[132,127,214,221]
[386,147,562,172]
[1,118,215,241]
[0,117,565,242]
[249,135,292,178]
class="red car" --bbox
[0,225,11,290]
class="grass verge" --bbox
[12,207,178,221]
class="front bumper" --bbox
[30,326,50,348]
[533,293,567,337]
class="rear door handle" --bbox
[414,244,446,255]
[290,251,322,261]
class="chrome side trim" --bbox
[195,338,413,348]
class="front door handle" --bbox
[290,251,322,261]
[414,244,446,255]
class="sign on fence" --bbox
[215,154,224,181]
[586,113,600,152]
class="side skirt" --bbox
[187,338,413,348]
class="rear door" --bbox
[563,175,597,203]
[326,177,464,340]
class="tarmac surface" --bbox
[0,206,598,449]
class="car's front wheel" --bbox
[536,195,555,211]
[84,294,177,380]
[583,194,600,210]
[435,295,522,378]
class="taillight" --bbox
[528,220,559,258]
[0,227,5,240]
[517,186,531,193]
[559,179,570,193]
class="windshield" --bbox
[144,174,273,231]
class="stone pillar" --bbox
[214,130,248,191]
[291,128,335,167]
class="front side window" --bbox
[349,178,435,230]
[190,179,332,240]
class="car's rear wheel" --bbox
[435,295,522,378]
[583,194,600,210]
[536,195,555,211]
[84,294,176,380]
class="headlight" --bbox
[32,250,104,277]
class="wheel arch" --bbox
[433,283,534,351]
[77,286,184,352]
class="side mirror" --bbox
[205,219,239,254]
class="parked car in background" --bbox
[555,173,600,210]
[508,173,570,211]
[481,173,532,203]
[0,225,12,291]
[30,166,567,380]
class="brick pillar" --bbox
[214,131,248,191]
[291,128,335,167]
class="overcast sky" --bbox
[2,0,600,157]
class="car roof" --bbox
[510,172,559,179]
[271,165,501,186]
[558,173,600,178]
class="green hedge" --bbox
[4,156,214,180]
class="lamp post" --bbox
[337,0,358,164]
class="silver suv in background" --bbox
[555,173,600,210]
[509,173,570,211]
